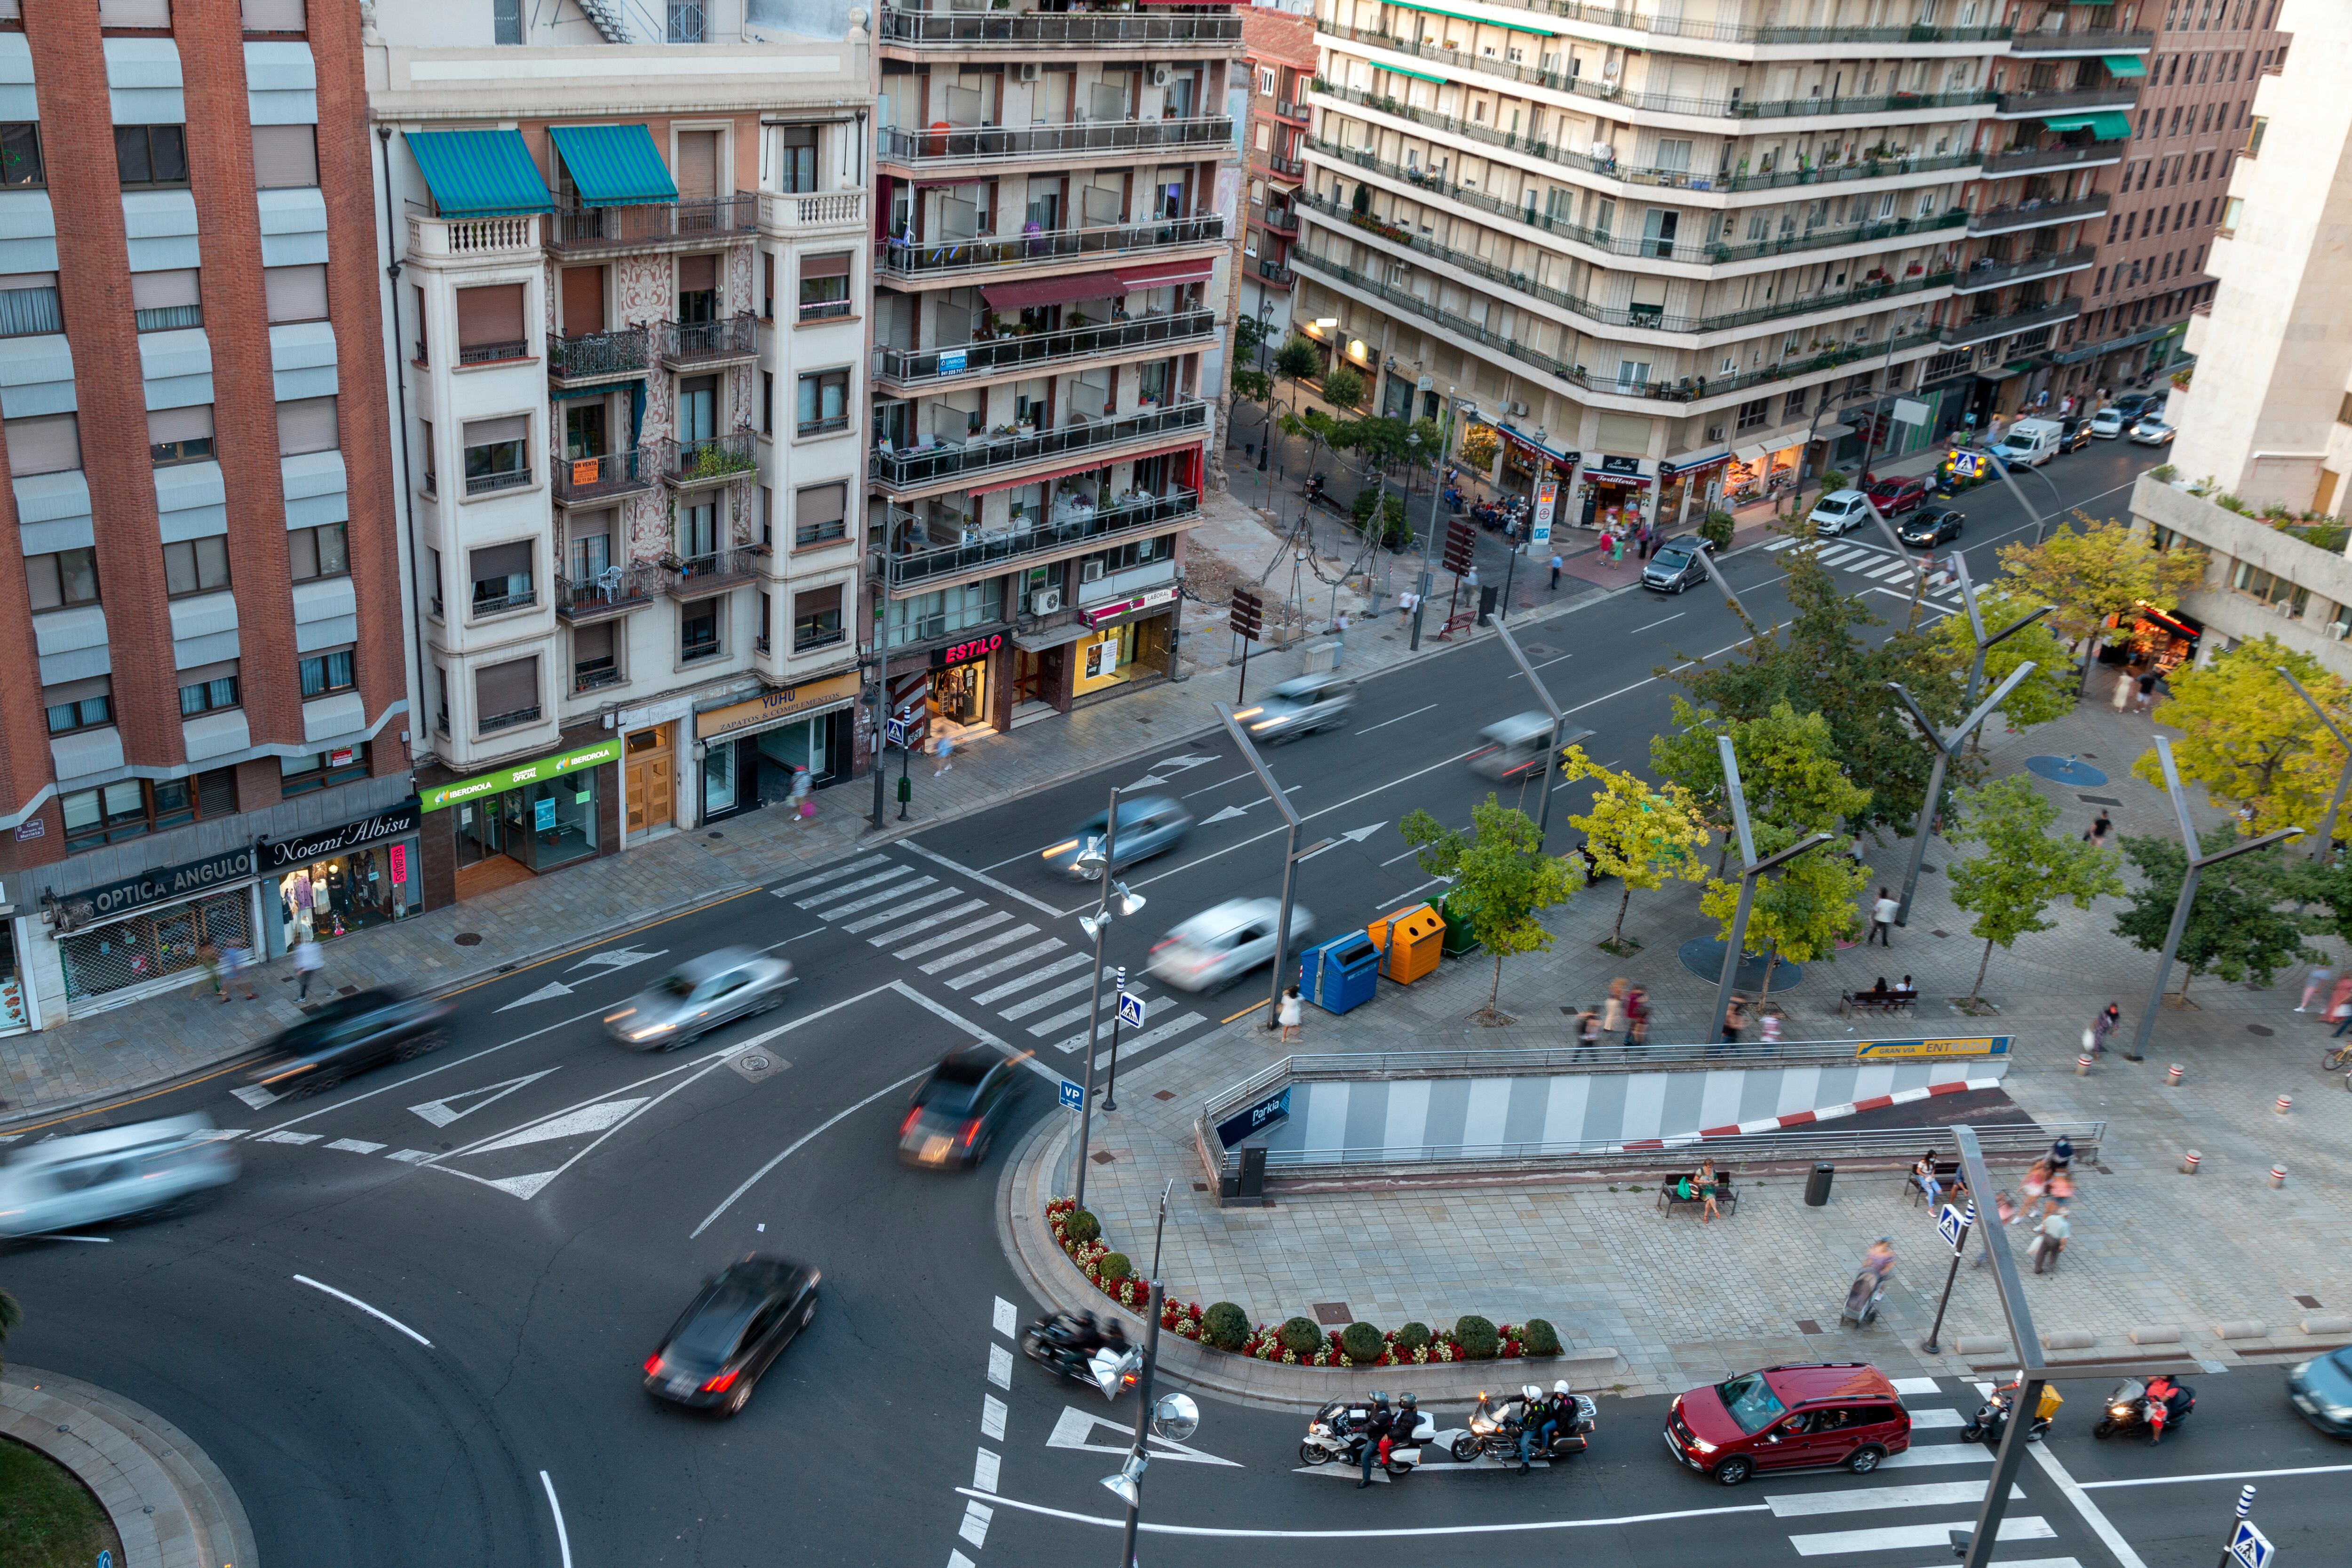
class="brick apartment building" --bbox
[1239,0,1313,351]
[0,0,410,1033]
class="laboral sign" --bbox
[1080,585,1177,628]
[420,739,623,812]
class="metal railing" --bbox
[547,326,649,381]
[555,565,658,619]
[551,445,656,504]
[1995,82,2139,115]
[457,338,532,367]
[1262,206,1299,235]
[662,428,759,486]
[1506,0,2010,46]
[874,307,1217,388]
[1968,192,2109,233]
[879,488,1200,589]
[464,465,533,498]
[1253,256,1295,286]
[878,214,1225,279]
[871,399,1206,489]
[470,586,538,616]
[877,116,1234,166]
[1951,246,2094,293]
[1939,295,2082,346]
[665,547,762,596]
[1262,152,1304,177]
[478,704,543,734]
[573,664,626,694]
[544,192,759,252]
[2008,27,2155,54]
[876,7,1243,48]
[798,296,854,323]
[1980,139,2126,176]
[658,312,760,364]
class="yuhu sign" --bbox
[933,632,1004,669]
[420,738,622,812]
[697,670,863,740]
[1215,1083,1291,1149]
[1079,585,1178,628]
[261,800,421,871]
[79,846,257,922]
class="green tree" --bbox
[1231,364,1272,402]
[1559,748,1711,950]
[1995,519,2207,662]
[1398,796,1585,1019]
[1650,697,1873,869]
[1234,311,1270,365]
[2111,836,2316,999]
[1321,364,1366,410]
[1925,586,2076,737]
[2129,637,2350,836]
[1945,776,2125,1001]
[1698,821,1869,1004]
[1271,334,1322,385]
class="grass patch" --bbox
[0,1434,124,1568]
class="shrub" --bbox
[1394,1321,1432,1351]
[1352,485,1381,524]
[1699,509,1735,550]
[1203,1301,1252,1351]
[1454,1314,1501,1360]
[1322,366,1366,410]
[1278,1316,1324,1357]
[1063,1209,1101,1245]
[1520,1318,1563,1356]
[1340,1321,1384,1363]
[2149,463,2177,483]
[1097,1252,1131,1283]
[1817,469,1849,494]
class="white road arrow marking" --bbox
[469,1096,649,1153]
[1201,804,1254,826]
[1047,1405,1241,1466]
[497,980,575,1012]
[1124,775,1168,790]
[565,946,667,975]
[1154,754,1219,774]
[1338,822,1386,843]
[230,1085,280,1109]
[408,1068,559,1128]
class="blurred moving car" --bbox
[1641,538,1708,594]
[1864,475,1930,516]
[247,989,454,1098]
[2286,1346,2352,1437]
[2129,417,2176,446]
[2113,391,2156,421]
[1806,489,1872,536]
[1470,713,1595,783]
[898,1047,1025,1168]
[604,947,796,1048]
[1895,508,1964,547]
[2058,416,2094,453]
[0,1114,238,1239]
[2088,407,2126,439]
[1233,674,1356,742]
[1039,796,1193,879]
[643,1255,819,1417]
[1147,898,1316,992]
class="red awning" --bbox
[1112,258,1216,290]
[963,437,1204,497]
[979,269,1127,310]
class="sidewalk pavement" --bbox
[1009,693,2352,1401]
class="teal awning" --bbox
[548,124,678,207]
[2102,54,2148,77]
[404,129,551,218]
[1383,64,1447,86]
[2041,111,2131,139]
[1387,0,1558,35]
[2040,114,2096,132]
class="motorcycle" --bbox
[1020,1313,1139,1399]
[1298,1396,1436,1478]
[1450,1385,1597,1465]
[2093,1378,2193,1442]
[1962,1381,2060,1446]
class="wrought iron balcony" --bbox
[1261,206,1299,235]
[877,214,1224,281]
[555,564,659,623]
[876,7,1242,50]
[1938,296,2083,348]
[1262,153,1305,179]
[663,547,763,597]
[551,445,657,506]
[877,117,1235,168]
[1252,256,1295,287]
[1967,192,2109,234]
[873,307,1217,390]
[479,704,543,735]
[1951,246,2094,294]
[2008,28,2154,55]
[877,489,1201,592]
[1980,139,2126,176]
[547,326,649,383]
[1494,0,2008,45]
[1994,82,2139,116]
[662,428,759,488]
[658,312,760,367]
[543,193,759,253]
[872,400,1207,492]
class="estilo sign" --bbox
[933,632,1004,670]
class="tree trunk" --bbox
[1972,937,1994,1002]
[1488,952,1504,1015]
[1612,883,1632,943]
[2176,965,2194,1001]
[1756,940,1782,1006]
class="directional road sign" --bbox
[1937,1202,1970,1251]
[2228,1520,2273,1568]
[1059,1078,1085,1111]
[1116,991,1147,1029]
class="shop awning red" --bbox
[1112,258,1216,290]
[963,437,1203,497]
[979,269,1128,310]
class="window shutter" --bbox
[148,405,215,444]
[276,395,339,456]
[678,253,719,293]
[251,125,319,189]
[561,265,604,334]
[474,657,540,716]
[803,252,851,279]
[572,621,615,661]
[455,284,526,349]
[131,269,201,310]
[469,541,533,582]
[675,130,721,202]
[264,264,329,324]
[464,414,530,447]
[796,583,842,617]
[3,413,80,476]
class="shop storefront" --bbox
[421,737,619,902]
[1657,451,1728,529]
[695,669,863,824]
[932,630,999,729]
[261,799,424,956]
[1073,586,1177,700]
[46,845,260,1010]
[2109,604,2201,675]
[1579,455,1652,531]
[0,917,33,1035]
[1482,422,1579,512]
[1727,438,1804,506]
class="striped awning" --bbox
[548,124,678,207]
[2101,54,2148,77]
[404,129,552,218]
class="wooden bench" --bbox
[1840,989,1919,1019]
[1904,1158,1966,1207]
[1656,1171,1737,1217]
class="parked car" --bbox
[2129,418,2177,446]
[1863,475,1930,516]
[0,1115,238,1239]
[1896,507,1965,547]
[897,1047,1025,1169]
[2286,1346,2352,1438]
[1993,417,2062,468]
[604,947,796,1049]
[1469,713,1594,783]
[2088,407,2127,439]
[1665,1362,1914,1486]
[1147,898,1316,992]
[1641,538,1709,594]
[643,1255,819,1417]
[2058,417,2094,453]
[2113,391,2156,421]
[1039,796,1194,879]
[247,989,454,1097]
[1233,673,1356,742]
[1806,488,1873,537]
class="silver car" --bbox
[1146,898,1317,992]
[1039,795,1194,879]
[0,1114,238,1239]
[1234,674,1356,742]
[1468,712,1593,783]
[603,947,796,1049]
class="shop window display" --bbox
[277,843,420,949]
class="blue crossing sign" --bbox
[1937,1202,1971,1251]
[1059,1077,1085,1111]
[1117,991,1147,1029]
[885,716,910,747]
[2228,1520,2273,1568]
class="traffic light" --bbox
[1442,517,1477,575]
[1229,588,1264,642]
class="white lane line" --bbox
[2031,1440,2149,1568]
[865,899,988,949]
[1766,1480,2011,1517]
[1788,1516,2053,1555]
[1630,612,1686,633]
[816,876,937,921]
[919,922,1039,974]
[689,1068,928,1236]
[949,938,1069,991]
[959,1500,993,1548]
[231,1085,281,1109]
[770,855,888,898]
[254,1130,323,1145]
[974,1448,1001,1493]
[1082,1013,1207,1067]
[1182,770,1255,798]
[540,1472,574,1568]
[386,1149,433,1164]
[971,951,1090,1005]
[1908,1407,1965,1428]
[950,1485,1772,1539]
[294,1274,432,1347]
[987,1343,1013,1389]
[842,886,960,931]
[2078,1462,2352,1488]
[1890,1377,1943,1395]
[1001,973,1095,1020]
[982,1393,1009,1441]
[993,1296,1018,1337]
[1353,703,1439,736]
[795,865,917,909]
[897,910,1015,961]
[1764,536,1801,552]
[325,1138,386,1154]
[1557,625,1789,720]
[1878,1442,1995,1470]
[902,839,1066,918]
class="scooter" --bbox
[1962,1381,2059,1446]
[1298,1395,1435,1478]
[1020,1313,1139,1399]
[1450,1385,1597,1465]
[2093,1378,2193,1442]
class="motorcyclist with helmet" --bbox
[1356,1393,1393,1488]
[1515,1383,1552,1472]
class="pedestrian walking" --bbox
[1330,609,1349,664]
[1549,552,1563,590]
[1396,588,1418,625]
[2087,1001,2120,1058]
[2083,810,2112,848]
[2299,963,2337,1012]
[1638,521,1655,560]
[2328,974,2352,1035]
[1575,1004,1602,1053]
[1758,1006,1784,1045]
[2019,1156,2052,1221]
[293,935,325,1003]
[1867,887,1898,946]
[1602,978,1627,1038]
[1597,527,1615,562]
[787,764,814,827]
[2046,1134,2074,1174]
[2135,671,2157,713]
[1974,1191,2019,1268]
[2029,1208,2070,1274]
[1625,984,1650,1046]
[196,940,224,1001]
[1609,529,1627,565]
[2110,666,2134,712]
[1720,993,1748,1045]
[1278,984,1303,1044]
[932,729,955,776]
[220,939,258,1001]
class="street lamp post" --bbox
[1102,1180,1200,1568]
[1218,706,1332,1030]
[1410,385,1459,652]
[1710,734,1836,1037]
[1102,965,1128,1113]
[1070,788,1146,1210]
[2277,666,2352,862]
[1887,661,2043,928]
[1490,616,1594,846]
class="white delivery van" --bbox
[1994,417,2062,468]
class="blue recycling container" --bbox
[1302,932,1381,1015]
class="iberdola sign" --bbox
[419,739,622,812]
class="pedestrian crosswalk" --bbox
[1761,533,1969,614]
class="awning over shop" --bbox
[404,129,553,218]
[547,124,678,207]
[2101,55,2148,77]
[1733,442,1769,464]
[1662,449,1731,475]
[979,269,1126,310]
[1112,259,1217,290]
[1483,419,1576,465]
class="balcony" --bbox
[1994,82,2139,117]
[405,212,539,261]
[2007,28,2155,56]
[1967,191,2109,235]
[872,399,1208,493]
[879,489,1202,593]
[662,429,759,489]
[1980,139,2126,177]
[873,307,1217,391]
[547,326,649,384]
[875,7,1242,51]
[1473,0,2009,46]
[1262,206,1300,236]
[877,117,1235,171]
[877,214,1225,283]
[1272,99,1308,125]
[573,663,627,695]
[479,704,544,735]
[544,193,759,254]
[551,444,657,506]
[663,547,763,598]
[1951,246,2094,294]
[1251,256,1295,288]
[555,564,659,623]
[1261,152,1305,179]
[1938,296,2083,348]
[758,189,868,234]
[658,312,760,368]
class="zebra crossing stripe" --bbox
[1027,998,1097,1038]
[999,972,1095,1020]
[919,923,1039,975]
[1764,536,1801,552]
[895,910,1014,960]
[817,876,938,922]
[947,939,1068,992]
[842,886,957,931]
[1083,1012,1207,1067]
[969,951,1089,1005]
[1040,990,1173,1048]
[1865,560,1918,581]
[866,899,987,948]
[1788,1516,2053,1556]
[771,855,889,899]
[796,865,915,909]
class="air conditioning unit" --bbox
[1149,64,1173,87]
[1017,62,1041,82]
[1030,586,1062,614]
[1082,559,1107,583]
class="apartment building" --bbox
[1300,0,2145,530]
[2125,0,2350,680]
[0,0,410,1032]
[367,0,869,905]
[1240,1,1315,345]
[872,0,1244,736]
[2052,0,2286,399]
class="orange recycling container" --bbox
[1366,902,1446,984]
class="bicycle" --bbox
[2325,1042,2352,1080]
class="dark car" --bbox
[2286,1347,2352,1437]
[2058,417,2094,453]
[1864,475,1930,516]
[1667,1362,1913,1486]
[1896,507,1964,547]
[644,1256,819,1417]
[898,1047,1025,1168]
[246,989,453,1098]
[2113,391,2155,421]
[1641,539,1708,593]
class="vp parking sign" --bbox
[1059,1078,1084,1111]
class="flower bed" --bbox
[1046,1198,1560,1368]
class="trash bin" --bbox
[1302,932,1380,1014]
[1805,1162,1836,1207]
[1367,903,1445,985]
[1437,894,1481,958]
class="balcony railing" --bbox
[1262,152,1305,178]
[1274,99,1305,122]
[1938,296,2083,347]
[873,399,1208,490]
[406,212,538,260]
[658,312,760,366]
[662,429,759,487]
[664,547,763,597]
[1506,0,2009,45]
[1293,247,1940,405]
[551,445,657,505]
[878,117,1235,167]
[471,585,539,617]
[1980,138,2126,176]
[876,8,1242,49]
[1252,256,1295,287]
[544,193,760,253]
[879,489,1202,591]
[548,326,649,382]
[555,565,659,622]
[479,704,543,735]
[465,465,533,498]
[457,338,532,367]
[1262,207,1300,235]
[874,307,1217,389]
[759,189,868,231]
[1951,246,2094,294]
[878,214,1225,280]
[1966,192,2109,234]
[574,663,627,694]
[2008,28,2155,54]
[1318,23,1999,121]
[1995,82,2139,115]
[1314,80,1985,194]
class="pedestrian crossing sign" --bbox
[1937,1203,1969,1250]
[885,716,909,747]
[2228,1520,2272,1568]
[1117,991,1147,1028]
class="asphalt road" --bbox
[0,435,2260,1568]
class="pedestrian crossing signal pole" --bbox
[1922,1197,1975,1354]
[1103,968,1129,1113]
[2215,1485,2257,1568]
[1072,787,1121,1214]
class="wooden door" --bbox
[627,725,674,833]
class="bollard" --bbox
[2269,1163,2287,1189]
[2181,1149,2201,1175]
[2165,1063,2185,1086]
[2275,1093,2293,1116]
[2076,1052,2095,1076]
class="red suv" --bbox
[1864,475,1930,516]
[1665,1363,1913,1485]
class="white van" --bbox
[1994,417,2062,468]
